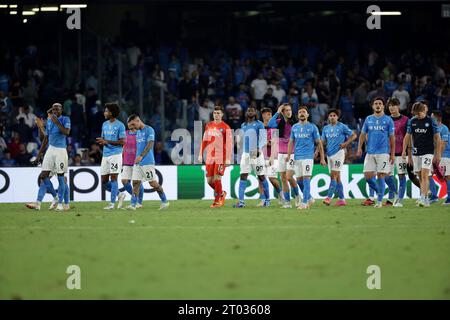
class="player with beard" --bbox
[234,106,271,208]
[357,97,395,208]
[286,106,326,210]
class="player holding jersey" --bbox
[402,102,441,207]
[118,122,144,209]
[257,108,283,206]
[387,98,409,207]
[357,97,395,208]
[321,109,357,206]
[127,115,169,210]
[234,106,271,208]
[286,106,326,210]
[96,103,126,210]
[431,110,450,205]
[198,106,232,208]
[267,103,301,208]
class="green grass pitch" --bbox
[0,199,449,300]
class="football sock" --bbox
[214,180,223,202]
[302,178,311,204]
[399,176,406,199]
[327,179,337,198]
[124,182,133,195]
[37,181,47,202]
[429,176,437,198]
[377,177,385,203]
[366,177,378,199]
[238,179,247,202]
[57,175,65,204]
[337,182,345,200]
[138,184,144,204]
[44,178,57,197]
[64,182,69,204]
[110,180,118,204]
[261,179,270,200]
[385,175,396,199]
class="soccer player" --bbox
[387,98,409,207]
[267,103,301,208]
[30,103,71,211]
[321,109,357,206]
[119,119,144,209]
[27,113,71,211]
[234,106,271,208]
[127,114,169,210]
[402,102,441,207]
[357,97,395,208]
[431,110,450,205]
[96,103,126,210]
[198,106,232,208]
[257,107,283,206]
[286,106,326,210]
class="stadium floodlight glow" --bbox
[9,5,18,8]
[32,8,40,12]
[40,7,59,12]
[9,10,17,15]
[23,18,27,23]
[371,11,402,16]
[60,4,87,8]
[22,11,36,16]
[0,5,9,9]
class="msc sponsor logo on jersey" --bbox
[368,126,385,131]
[326,133,340,139]
[103,130,118,135]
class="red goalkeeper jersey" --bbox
[200,121,232,164]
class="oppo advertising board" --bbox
[0,166,177,203]
[0,165,445,203]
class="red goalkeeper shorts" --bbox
[205,163,226,177]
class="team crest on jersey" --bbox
[425,123,429,127]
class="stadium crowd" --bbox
[1,39,450,167]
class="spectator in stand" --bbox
[271,80,286,105]
[179,71,196,110]
[384,74,398,96]
[283,87,300,114]
[250,73,268,106]
[327,69,341,108]
[225,96,243,130]
[262,88,278,112]
[1,151,16,167]
[187,95,199,131]
[339,88,355,128]
[199,98,214,125]
[301,83,321,125]
[235,83,250,112]
[353,81,369,120]
[72,154,82,166]
[14,118,33,144]
[16,105,36,128]
[70,95,87,145]
[88,143,102,164]
[0,91,13,115]
[392,83,410,113]
[22,80,39,108]
[15,143,32,166]
[233,59,247,87]
[152,64,166,90]
[7,134,21,159]
[367,80,387,107]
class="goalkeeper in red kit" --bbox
[198,106,233,208]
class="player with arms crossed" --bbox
[387,98,409,207]
[431,110,450,205]
[403,102,441,207]
[267,103,301,208]
[127,115,169,210]
[321,109,357,206]
[234,106,271,208]
[357,97,395,208]
[257,107,283,206]
[198,106,232,208]
[96,103,126,210]
[118,119,144,209]
[286,106,326,210]
[27,106,70,211]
